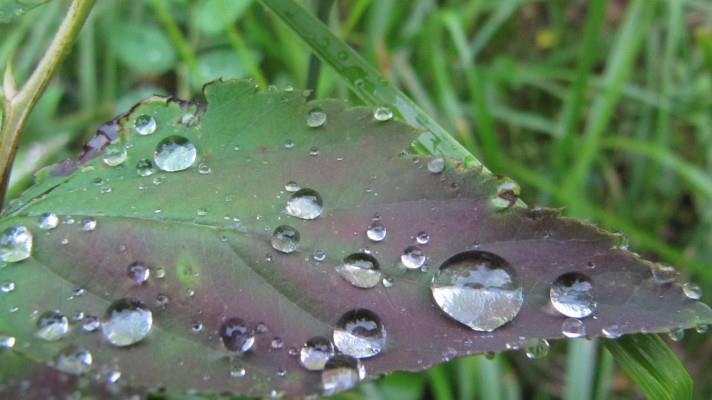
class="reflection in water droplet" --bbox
[668,328,684,342]
[103,144,127,167]
[0,225,33,263]
[127,262,150,284]
[0,335,16,348]
[524,338,550,359]
[650,264,677,285]
[81,217,97,232]
[300,336,335,371]
[561,318,586,338]
[286,188,323,220]
[307,109,327,127]
[38,212,59,230]
[430,251,523,332]
[366,222,387,242]
[416,231,430,245]
[333,309,386,359]
[101,298,153,346]
[321,355,366,395]
[602,325,622,339]
[55,345,93,375]
[373,106,393,121]
[154,135,197,172]
[336,253,382,289]
[549,272,596,318]
[36,310,69,341]
[134,115,156,135]
[220,318,255,353]
[428,157,445,173]
[271,225,300,254]
[401,246,425,269]
[682,283,702,300]
[136,159,155,176]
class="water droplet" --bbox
[400,246,425,269]
[127,262,150,284]
[428,157,445,173]
[256,322,268,333]
[336,253,382,289]
[82,315,99,332]
[430,251,523,332]
[300,336,335,371]
[197,162,212,174]
[321,355,366,395]
[220,318,255,353]
[307,108,327,128]
[55,345,92,375]
[192,322,204,333]
[229,360,247,378]
[81,217,97,232]
[373,106,393,121]
[0,335,15,348]
[154,135,197,172]
[270,225,300,253]
[103,144,127,167]
[561,318,586,338]
[36,310,69,341]
[650,264,677,284]
[524,338,550,359]
[333,309,386,359]
[134,115,156,135]
[0,225,33,263]
[695,324,708,334]
[309,146,320,157]
[284,139,295,149]
[682,283,702,300]
[1,280,15,293]
[284,181,300,192]
[602,325,623,339]
[382,276,394,288]
[38,212,59,230]
[155,268,166,279]
[416,231,430,245]
[136,159,155,176]
[101,298,153,347]
[668,328,684,342]
[549,272,596,318]
[271,337,284,349]
[313,249,327,262]
[366,222,387,242]
[286,188,323,220]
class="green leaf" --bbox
[109,22,177,74]
[191,48,260,90]
[195,0,253,36]
[0,80,710,397]
[0,0,47,23]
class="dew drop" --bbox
[313,249,327,262]
[103,144,127,167]
[401,246,425,269]
[154,135,197,172]
[307,108,327,128]
[197,162,212,175]
[101,298,153,346]
[55,345,92,375]
[682,283,702,300]
[650,264,677,285]
[1,280,15,293]
[668,328,684,342]
[336,253,382,289]
[81,217,97,232]
[430,251,523,332]
[321,355,366,395]
[284,181,300,192]
[220,318,255,353]
[382,276,394,288]
[366,222,387,242]
[561,318,586,338]
[134,115,156,135]
[38,212,59,230]
[36,310,69,341]
[333,309,386,359]
[416,231,430,245]
[300,336,335,371]
[286,188,323,220]
[427,157,445,173]
[82,316,100,332]
[0,335,16,349]
[0,225,33,263]
[127,262,150,285]
[602,325,623,339]
[549,272,596,318]
[695,324,708,335]
[309,146,320,157]
[136,159,155,176]
[270,225,300,254]
[373,106,393,121]
[284,139,295,149]
[524,338,550,359]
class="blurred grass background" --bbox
[1,0,711,398]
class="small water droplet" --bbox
[55,345,92,375]
[155,294,169,308]
[333,309,386,359]
[416,231,430,245]
[524,338,550,359]
[549,272,596,318]
[601,325,623,339]
[154,135,197,172]
[309,146,320,157]
[103,144,127,167]
[155,268,166,279]
[428,157,445,173]
[38,212,59,230]
[649,264,677,285]
[401,246,425,269]
[0,335,16,349]
[1,280,15,293]
[336,253,382,289]
[134,115,156,135]
[373,106,393,121]
[101,298,153,346]
[431,251,523,332]
[284,139,295,149]
[668,328,685,342]
[136,159,155,176]
[284,181,300,192]
[382,276,393,288]
[127,262,150,285]
[321,354,366,395]
[229,360,246,378]
[682,283,702,300]
[313,249,327,262]
[0,225,33,263]
[192,322,204,333]
[307,108,327,127]
[82,316,100,332]
[81,217,97,232]
[36,310,69,341]
[286,188,323,220]
[271,337,284,349]
[220,318,255,353]
[561,318,586,338]
[695,324,708,334]
[271,225,300,253]
[256,322,268,333]
[197,162,212,174]
[299,336,335,371]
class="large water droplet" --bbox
[321,354,366,395]
[561,318,586,338]
[134,114,156,135]
[524,338,550,359]
[38,212,59,230]
[300,336,335,371]
[55,345,93,375]
[336,253,382,289]
[682,283,702,300]
[366,222,387,242]
[286,188,323,220]
[373,106,393,121]
[0,225,33,263]
[333,309,386,359]
[430,251,523,332]
[307,108,327,128]
[103,144,127,167]
[270,225,300,253]
[220,318,255,353]
[549,272,596,318]
[154,135,197,172]
[127,262,150,285]
[401,246,425,269]
[36,310,69,341]
[101,298,153,346]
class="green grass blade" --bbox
[604,335,692,400]
[564,339,598,400]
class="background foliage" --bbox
[1,0,710,399]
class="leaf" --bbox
[0,80,710,397]
[109,22,177,74]
[0,0,47,23]
[195,0,253,36]
[191,49,260,90]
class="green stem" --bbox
[0,0,96,207]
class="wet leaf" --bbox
[0,80,710,397]
[0,0,47,23]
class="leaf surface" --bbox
[0,0,47,23]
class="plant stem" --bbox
[0,0,96,207]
